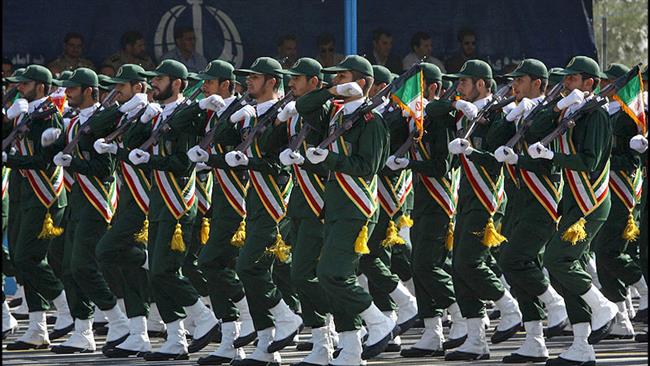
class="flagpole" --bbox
[344,0,357,55]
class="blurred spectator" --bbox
[445,28,479,73]
[161,26,207,72]
[275,34,298,69]
[2,58,12,78]
[315,33,344,68]
[365,28,402,73]
[47,32,95,75]
[98,64,116,77]
[103,30,156,71]
[402,32,445,72]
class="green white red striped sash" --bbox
[460,154,505,215]
[196,172,214,215]
[505,163,520,188]
[63,170,74,191]
[609,168,643,211]
[1,167,9,200]
[377,171,412,218]
[15,130,64,209]
[558,128,610,216]
[411,139,460,217]
[517,141,563,222]
[288,115,325,217]
[212,144,247,217]
[120,161,151,215]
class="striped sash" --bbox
[120,161,151,215]
[460,154,505,216]
[288,115,325,217]
[411,138,460,217]
[609,168,643,211]
[1,167,9,200]
[196,172,214,215]
[377,171,413,218]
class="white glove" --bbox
[225,151,249,167]
[494,146,518,164]
[195,162,211,172]
[6,98,28,120]
[41,127,62,147]
[198,94,226,112]
[187,145,210,163]
[53,152,72,167]
[506,98,535,122]
[556,89,585,110]
[128,148,150,165]
[448,138,472,155]
[335,82,364,97]
[502,101,517,116]
[528,142,554,160]
[306,147,329,164]
[93,138,118,155]
[2,151,6,163]
[119,93,148,114]
[630,134,648,153]
[277,101,298,122]
[279,148,305,166]
[140,103,162,123]
[454,100,479,120]
[230,105,256,123]
[385,155,409,171]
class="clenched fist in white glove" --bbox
[195,162,211,172]
[630,134,648,153]
[187,145,210,163]
[277,101,298,122]
[41,127,62,147]
[199,94,226,112]
[506,98,536,122]
[140,103,162,123]
[528,142,554,160]
[385,155,409,171]
[279,148,304,166]
[454,100,479,120]
[53,152,72,167]
[225,151,249,167]
[494,146,518,164]
[334,82,364,97]
[93,138,117,155]
[556,89,585,111]
[129,149,150,165]
[306,147,328,164]
[502,101,517,116]
[6,98,28,120]
[448,138,473,155]
[119,93,148,114]
[230,105,256,123]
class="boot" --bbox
[579,284,617,344]
[198,321,245,365]
[359,303,397,359]
[49,291,74,340]
[6,311,49,350]
[146,303,167,338]
[12,285,28,319]
[389,282,418,334]
[104,316,151,357]
[231,327,280,365]
[400,316,444,357]
[538,285,569,338]
[632,277,648,322]
[444,317,489,361]
[2,300,18,339]
[103,303,130,351]
[382,311,401,352]
[296,326,332,365]
[233,296,257,348]
[443,302,467,349]
[502,321,548,363]
[51,318,96,354]
[267,299,303,352]
[606,301,635,339]
[184,298,220,353]
[330,330,363,366]
[585,255,601,289]
[545,323,595,366]
[143,319,189,361]
[491,291,522,343]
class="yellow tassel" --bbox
[480,217,507,247]
[133,218,149,245]
[230,219,246,247]
[445,221,455,251]
[561,217,588,245]
[265,233,292,263]
[622,213,640,242]
[200,217,210,245]
[37,212,64,239]
[354,223,370,254]
[170,222,186,252]
[381,220,406,247]
[396,214,414,229]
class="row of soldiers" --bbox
[1,52,648,366]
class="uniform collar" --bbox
[256,99,277,116]
[78,103,99,125]
[28,97,48,114]
[218,95,237,117]
[343,97,367,115]
[472,95,492,110]
[161,97,184,120]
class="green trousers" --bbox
[95,202,149,318]
[391,239,413,282]
[452,209,505,318]
[273,259,300,314]
[47,206,68,281]
[235,214,289,331]
[289,216,330,328]
[182,214,209,297]
[198,213,245,323]
[411,212,456,319]
[317,219,376,332]
[593,196,643,302]
[7,174,23,286]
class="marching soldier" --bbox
[299,55,396,365]
[527,56,619,365]
[127,59,219,361]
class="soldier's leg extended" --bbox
[183,216,209,298]
[47,206,69,281]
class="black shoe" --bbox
[488,309,501,320]
[197,354,233,365]
[12,312,28,320]
[545,356,595,365]
[233,331,257,348]
[50,344,94,354]
[400,347,444,357]
[444,350,490,361]
[188,323,221,353]
[361,325,399,360]
[103,347,147,358]
[142,351,189,361]
[291,362,327,366]
[94,324,109,336]
[587,317,615,344]
[491,323,522,344]
[396,315,417,335]
[296,341,313,351]
[634,332,648,342]
[267,323,303,353]
[503,353,548,363]
[6,341,49,350]
[544,318,569,339]
[93,321,108,330]
[8,297,22,308]
[632,308,648,323]
[101,333,129,353]
[604,333,634,340]
[46,315,57,325]
[412,317,425,328]
[442,335,466,350]
[442,319,452,328]
[384,342,401,352]
[49,323,74,340]
[147,330,167,339]
[333,347,341,358]
[230,359,280,366]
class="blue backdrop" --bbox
[3,0,596,73]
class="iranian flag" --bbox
[613,65,646,134]
[391,69,424,137]
[48,88,67,115]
